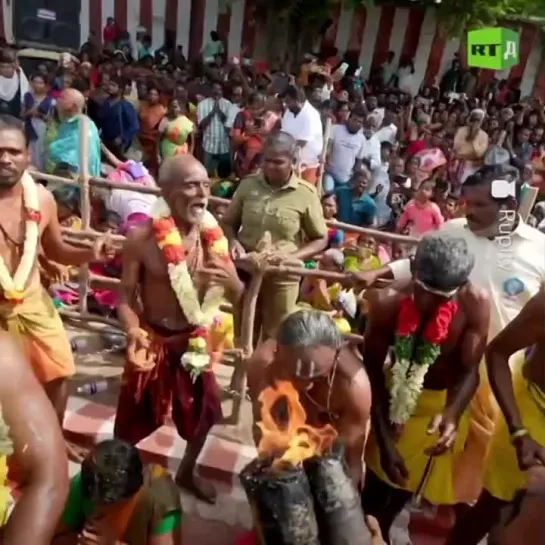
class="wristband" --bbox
[510,427,529,443]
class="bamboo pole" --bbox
[33,169,418,244]
[78,115,91,313]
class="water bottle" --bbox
[76,380,110,395]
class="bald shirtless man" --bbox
[447,288,545,544]
[247,309,372,487]
[0,114,112,460]
[361,233,489,543]
[115,155,244,503]
[0,332,68,545]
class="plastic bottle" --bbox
[76,380,109,395]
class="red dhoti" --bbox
[114,323,222,444]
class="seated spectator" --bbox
[52,439,182,545]
[45,89,101,177]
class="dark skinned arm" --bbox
[486,289,545,431]
[0,334,69,545]
[362,289,395,452]
[117,229,144,332]
[40,189,96,266]
[336,364,372,488]
[445,288,490,418]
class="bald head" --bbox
[63,88,85,111]
[157,155,210,226]
[158,154,208,187]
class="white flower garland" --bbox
[0,172,40,302]
[152,198,225,377]
[389,360,431,426]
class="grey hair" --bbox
[413,234,475,291]
[277,309,343,349]
[265,131,297,157]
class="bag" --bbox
[303,443,368,545]
[240,458,319,545]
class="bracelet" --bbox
[510,427,529,443]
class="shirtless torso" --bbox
[121,221,204,331]
[364,282,489,394]
[247,339,372,485]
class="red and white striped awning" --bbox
[1,0,543,97]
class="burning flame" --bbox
[257,380,337,468]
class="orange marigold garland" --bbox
[152,198,230,380]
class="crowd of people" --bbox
[0,17,543,545]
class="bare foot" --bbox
[66,440,89,463]
[176,471,217,504]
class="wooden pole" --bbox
[78,115,91,313]
[317,117,332,197]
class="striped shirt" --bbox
[197,97,231,155]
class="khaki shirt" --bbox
[222,174,327,253]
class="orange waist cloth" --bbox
[114,322,222,443]
[0,282,74,383]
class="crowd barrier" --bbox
[30,117,418,426]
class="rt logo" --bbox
[467,28,519,70]
[491,179,516,199]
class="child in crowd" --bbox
[396,179,444,236]
[321,192,344,248]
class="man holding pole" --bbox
[0,114,113,459]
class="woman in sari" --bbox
[231,91,280,178]
[23,74,55,171]
[138,85,167,174]
[159,98,195,159]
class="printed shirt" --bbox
[197,98,231,155]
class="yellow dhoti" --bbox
[484,369,545,502]
[366,388,470,505]
[0,283,75,383]
[453,353,526,503]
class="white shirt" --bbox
[107,189,156,223]
[282,100,323,167]
[389,217,545,340]
[375,123,398,144]
[361,134,381,170]
[326,124,366,182]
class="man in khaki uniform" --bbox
[222,132,328,339]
